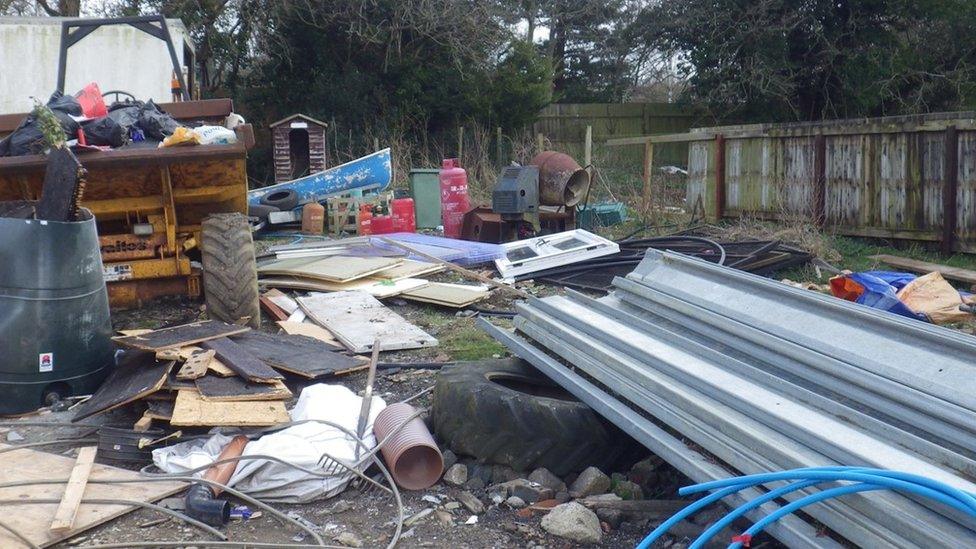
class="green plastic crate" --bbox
[577,202,627,230]
[409,169,442,228]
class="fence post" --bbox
[458,126,464,163]
[942,125,959,255]
[496,126,503,167]
[813,133,826,227]
[642,140,654,214]
[584,125,592,167]
[714,134,726,220]
[537,133,545,154]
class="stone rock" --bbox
[444,502,461,511]
[540,502,602,544]
[404,508,434,527]
[434,510,454,525]
[467,462,494,484]
[442,464,468,487]
[612,480,644,500]
[629,456,663,491]
[505,496,527,508]
[596,507,624,529]
[465,476,486,492]
[457,490,485,514]
[6,431,23,442]
[569,466,611,498]
[441,449,458,472]
[528,468,566,493]
[554,490,571,503]
[336,532,363,548]
[491,464,521,484]
[493,478,554,504]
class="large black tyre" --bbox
[201,213,260,328]
[433,358,623,476]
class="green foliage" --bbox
[643,0,976,121]
[31,100,65,150]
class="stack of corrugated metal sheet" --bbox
[480,250,976,548]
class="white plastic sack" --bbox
[152,384,386,502]
[193,125,238,145]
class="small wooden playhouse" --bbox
[270,114,328,183]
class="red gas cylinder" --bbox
[358,204,373,235]
[439,158,469,239]
[392,198,416,233]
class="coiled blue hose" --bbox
[636,466,976,549]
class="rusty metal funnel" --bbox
[530,151,591,207]
[373,403,444,490]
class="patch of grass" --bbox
[437,317,509,361]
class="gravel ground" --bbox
[0,281,771,549]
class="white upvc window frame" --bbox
[495,229,619,280]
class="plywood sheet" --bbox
[0,444,185,548]
[181,346,235,377]
[368,259,444,281]
[401,282,490,308]
[258,255,404,283]
[170,390,289,427]
[176,349,214,380]
[870,254,976,286]
[72,352,172,421]
[261,275,429,298]
[277,321,339,345]
[201,337,283,382]
[195,376,291,401]
[230,331,366,378]
[264,289,300,313]
[298,291,438,353]
[113,320,249,351]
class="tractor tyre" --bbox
[432,358,625,476]
[201,213,260,328]
[259,189,299,210]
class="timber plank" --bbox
[298,291,438,353]
[145,399,175,421]
[277,321,339,345]
[260,275,428,298]
[201,337,283,382]
[257,255,403,283]
[175,349,215,380]
[400,282,490,308]
[870,254,976,286]
[113,320,249,351]
[49,446,97,533]
[194,376,292,401]
[170,390,289,427]
[368,259,444,281]
[72,352,172,421]
[230,331,366,378]
[0,443,185,548]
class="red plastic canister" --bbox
[371,215,395,235]
[392,198,416,233]
[439,158,469,239]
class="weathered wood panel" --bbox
[686,112,976,252]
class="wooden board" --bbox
[261,275,429,298]
[113,320,249,351]
[230,330,366,378]
[72,352,172,421]
[170,390,289,427]
[264,289,300,313]
[870,254,976,286]
[201,337,283,382]
[0,444,185,548]
[259,295,290,321]
[257,255,404,283]
[176,349,215,380]
[178,346,234,377]
[49,446,97,533]
[195,376,292,401]
[277,320,339,345]
[298,291,438,353]
[368,259,444,281]
[400,282,490,308]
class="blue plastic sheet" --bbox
[830,271,928,321]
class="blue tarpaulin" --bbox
[829,271,928,321]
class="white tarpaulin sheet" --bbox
[152,384,386,502]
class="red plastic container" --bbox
[75,82,108,118]
[358,204,373,235]
[392,198,416,233]
[439,158,469,239]
[371,215,395,235]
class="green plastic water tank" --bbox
[0,203,114,414]
[408,169,442,229]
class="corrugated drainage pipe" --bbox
[373,403,443,490]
